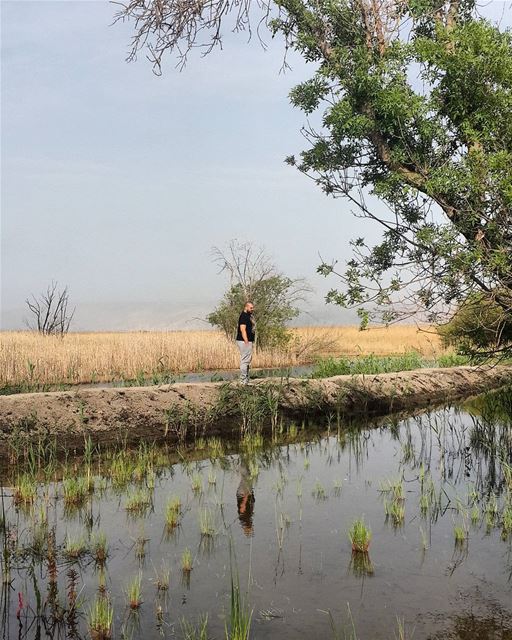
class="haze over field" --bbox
[2,1,510,330]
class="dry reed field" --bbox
[0,326,444,388]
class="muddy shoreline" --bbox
[1,366,511,450]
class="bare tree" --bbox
[208,240,311,348]
[25,282,75,336]
[112,0,270,72]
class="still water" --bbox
[2,391,512,639]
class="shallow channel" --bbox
[1,389,512,639]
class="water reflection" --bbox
[236,457,255,537]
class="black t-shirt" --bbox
[236,311,255,342]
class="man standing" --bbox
[236,301,255,384]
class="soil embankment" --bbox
[1,366,511,449]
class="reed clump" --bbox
[88,596,113,640]
[181,548,193,573]
[126,574,143,609]
[165,496,182,530]
[349,518,372,552]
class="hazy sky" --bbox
[2,1,511,330]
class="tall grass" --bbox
[0,326,443,390]
[311,352,425,378]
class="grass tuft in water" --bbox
[13,474,37,506]
[199,508,217,537]
[182,547,193,573]
[165,496,182,529]
[191,472,203,494]
[312,481,327,501]
[88,595,113,640]
[154,562,170,591]
[348,518,372,553]
[225,569,252,640]
[181,614,209,640]
[125,489,151,514]
[126,573,143,609]
[64,534,88,559]
[454,525,467,544]
[62,476,89,506]
[92,532,109,564]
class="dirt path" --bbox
[1,366,511,449]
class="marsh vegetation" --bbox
[0,326,443,393]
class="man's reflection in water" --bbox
[236,459,255,537]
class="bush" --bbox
[438,293,512,354]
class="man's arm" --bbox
[240,325,249,345]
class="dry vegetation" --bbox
[0,326,444,388]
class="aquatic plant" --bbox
[92,531,109,564]
[165,496,182,529]
[225,570,253,640]
[208,469,217,485]
[392,501,406,525]
[134,536,148,561]
[312,481,327,501]
[181,614,209,640]
[379,477,404,502]
[501,505,512,539]
[62,476,88,506]
[126,573,143,609]
[155,562,170,591]
[64,534,88,559]
[249,460,259,480]
[88,596,113,640]
[311,352,424,378]
[208,437,225,459]
[182,547,193,573]
[349,518,372,552]
[191,472,203,494]
[395,615,414,640]
[125,489,151,513]
[349,550,374,577]
[419,526,429,551]
[199,508,216,537]
[13,473,37,506]
[454,525,467,544]
[241,432,264,452]
[325,604,358,640]
[485,494,499,529]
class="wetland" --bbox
[1,387,512,639]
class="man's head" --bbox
[244,302,254,314]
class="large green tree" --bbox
[115,0,512,355]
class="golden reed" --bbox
[0,326,443,387]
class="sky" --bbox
[1,1,511,330]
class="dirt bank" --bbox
[1,366,511,449]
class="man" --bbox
[236,301,255,384]
[236,456,255,536]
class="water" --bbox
[2,391,512,639]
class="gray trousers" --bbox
[237,341,253,383]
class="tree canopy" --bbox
[115,0,512,355]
